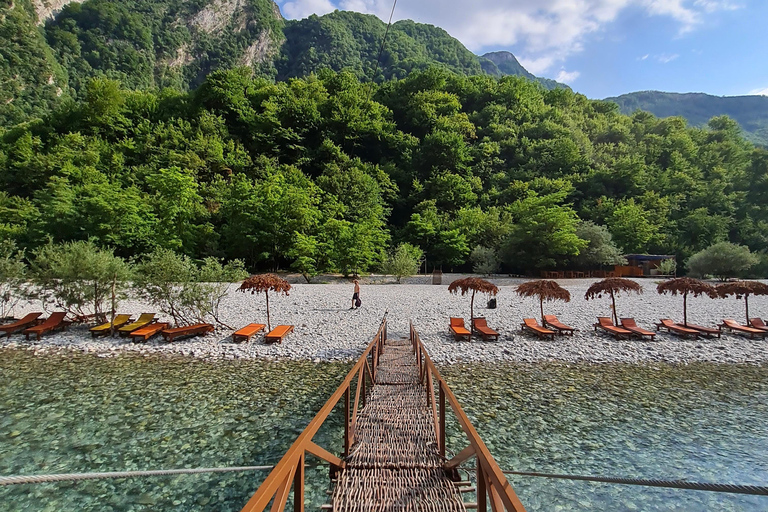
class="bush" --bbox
[657,258,677,276]
[0,240,28,318]
[573,221,626,268]
[686,242,759,280]
[470,246,500,275]
[382,243,423,283]
[32,240,132,319]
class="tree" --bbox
[31,240,132,319]
[133,248,197,326]
[470,246,500,275]
[195,258,249,328]
[382,243,423,283]
[289,233,319,283]
[573,221,626,268]
[0,240,27,319]
[686,242,759,281]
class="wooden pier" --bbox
[240,318,526,512]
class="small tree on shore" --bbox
[0,240,28,319]
[382,243,423,283]
[686,242,758,281]
[470,246,500,275]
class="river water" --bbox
[1,350,767,511]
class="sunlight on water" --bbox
[1,350,767,511]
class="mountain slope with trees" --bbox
[607,91,768,147]
[1,67,767,277]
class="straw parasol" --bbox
[584,278,643,325]
[238,274,292,331]
[715,281,768,325]
[656,277,716,326]
[515,280,571,325]
[448,277,499,326]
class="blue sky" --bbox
[275,0,768,99]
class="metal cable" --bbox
[501,469,768,496]
[364,0,398,104]
[0,466,273,486]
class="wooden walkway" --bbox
[329,338,467,511]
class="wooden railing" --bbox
[239,317,387,512]
[410,322,528,512]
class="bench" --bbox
[265,325,294,344]
[232,323,267,343]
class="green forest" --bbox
[2,66,768,276]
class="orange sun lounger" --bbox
[543,315,575,335]
[619,318,656,340]
[265,325,294,344]
[130,322,169,342]
[685,323,721,338]
[449,317,471,341]
[472,317,499,341]
[656,319,699,339]
[521,318,555,340]
[0,312,42,337]
[719,319,767,339]
[749,318,768,332]
[594,317,632,339]
[23,312,70,341]
[161,323,214,342]
[232,323,267,343]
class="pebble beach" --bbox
[2,276,768,365]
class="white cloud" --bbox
[638,54,650,60]
[276,0,744,75]
[749,87,768,96]
[657,53,680,63]
[280,0,335,19]
[556,70,581,84]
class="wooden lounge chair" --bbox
[232,323,267,343]
[89,314,132,337]
[265,325,294,344]
[749,318,768,332]
[471,317,499,341]
[543,315,575,336]
[684,323,721,339]
[0,312,42,337]
[129,322,169,343]
[23,312,70,341]
[719,319,767,339]
[655,319,699,339]
[118,313,156,336]
[594,317,632,339]
[619,318,656,340]
[161,323,214,342]
[521,318,555,340]
[449,317,471,341]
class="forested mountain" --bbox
[607,91,768,147]
[481,51,564,91]
[0,0,565,126]
[2,68,767,277]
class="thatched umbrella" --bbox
[516,280,571,325]
[656,277,716,326]
[584,278,643,325]
[448,277,499,326]
[238,274,292,331]
[715,281,768,325]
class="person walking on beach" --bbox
[351,280,361,309]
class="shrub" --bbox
[382,243,423,283]
[470,246,500,275]
[0,240,28,319]
[686,242,758,280]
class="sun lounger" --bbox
[472,317,499,341]
[23,312,70,340]
[748,318,768,332]
[619,318,656,340]
[232,323,267,343]
[89,314,132,337]
[719,319,767,339]
[161,323,214,342]
[594,317,632,339]
[129,322,169,343]
[684,323,721,338]
[265,325,294,344]
[118,313,156,336]
[449,317,471,341]
[543,315,575,335]
[655,319,699,339]
[521,318,555,340]
[0,312,42,337]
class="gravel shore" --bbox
[2,277,767,364]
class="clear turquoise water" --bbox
[1,350,767,511]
